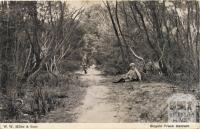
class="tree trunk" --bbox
[105,1,127,65]
[195,2,200,86]
[115,1,131,63]
[0,2,16,93]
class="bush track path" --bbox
[74,66,179,122]
[74,66,123,122]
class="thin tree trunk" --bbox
[115,1,130,63]
[122,2,129,27]
[128,2,141,30]
[133,2,159,56]
[116,1,144,63]
[105,1,127,65]
[31,1,41,64]
[195,2,200,87]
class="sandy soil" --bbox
[73,66,198,122]
[73,66,173,122]
[40,66,199,122]
[74,66,122,122]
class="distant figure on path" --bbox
[82,54,88,74]
[113,63,141,83]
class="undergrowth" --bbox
[0,71,84,122]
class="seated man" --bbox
[113,63,141,83]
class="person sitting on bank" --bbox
[113,63,141,83]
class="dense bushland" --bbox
[0,1,86,122]
[0,1,199,122]
[80,1,200,85]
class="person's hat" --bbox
[129,63,135,67]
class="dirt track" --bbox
[40,66,198,122]
[74,66,122,122]
[73,66,176,122]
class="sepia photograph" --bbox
[0,0,200,123]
